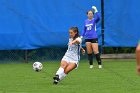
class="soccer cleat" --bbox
[89,65,93,69]
[99,65,102,69]
[53,80,59,85]
[53,75,60,85]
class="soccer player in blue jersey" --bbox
[136,40,140,75]
[53,27,85,84]
[81,6,102,69]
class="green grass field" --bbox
[0,59,140,93]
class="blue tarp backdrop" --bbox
[0,0,101,50]
[0,0,139,50]
[104,0,140,47]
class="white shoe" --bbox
[99,65,102,69]
[89,65,93,69]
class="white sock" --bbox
[59,72,67,81]
[56,67,64,76]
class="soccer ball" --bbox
[33,62,43,72]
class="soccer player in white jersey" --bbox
[53,27,85,84]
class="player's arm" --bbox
[92,6,100,23]
[69,37,82,46]
[136,43,140,75]
[81,23,86,39]
[81,47,85,55]
[136,44,140,65]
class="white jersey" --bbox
[63,37,82,62]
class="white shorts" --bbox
[61,56,79,68]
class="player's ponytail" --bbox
[70,27,80,40]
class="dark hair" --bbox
[86,10,94,15]
[69,27,80,40]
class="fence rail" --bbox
[0,47,136,63]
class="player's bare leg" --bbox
[136,44,140,75]
[86,42,93,68]
[56,63,77,83]
[92,43,102,68]
[64,63,77,74]
[53,62,76,84]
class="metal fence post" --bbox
[101,0,105,53]
[24,50,28,63]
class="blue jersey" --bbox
[82,12,100,39]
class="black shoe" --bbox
[53,75,60,85]
[53,80,59,85]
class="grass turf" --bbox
[0,59,140,93]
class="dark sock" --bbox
[88,54,93,65]
[95,53,102,65]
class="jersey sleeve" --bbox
[81,21,86,37]
[76,37,82,44]
[94,12,100,23]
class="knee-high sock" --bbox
[56,67,67,81]
[95,53,102,65]
[59,72,67,81]
[56,67,64,76]
[88,54,93,65]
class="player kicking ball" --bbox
[53,27,85,84]
[136,40,140,75]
